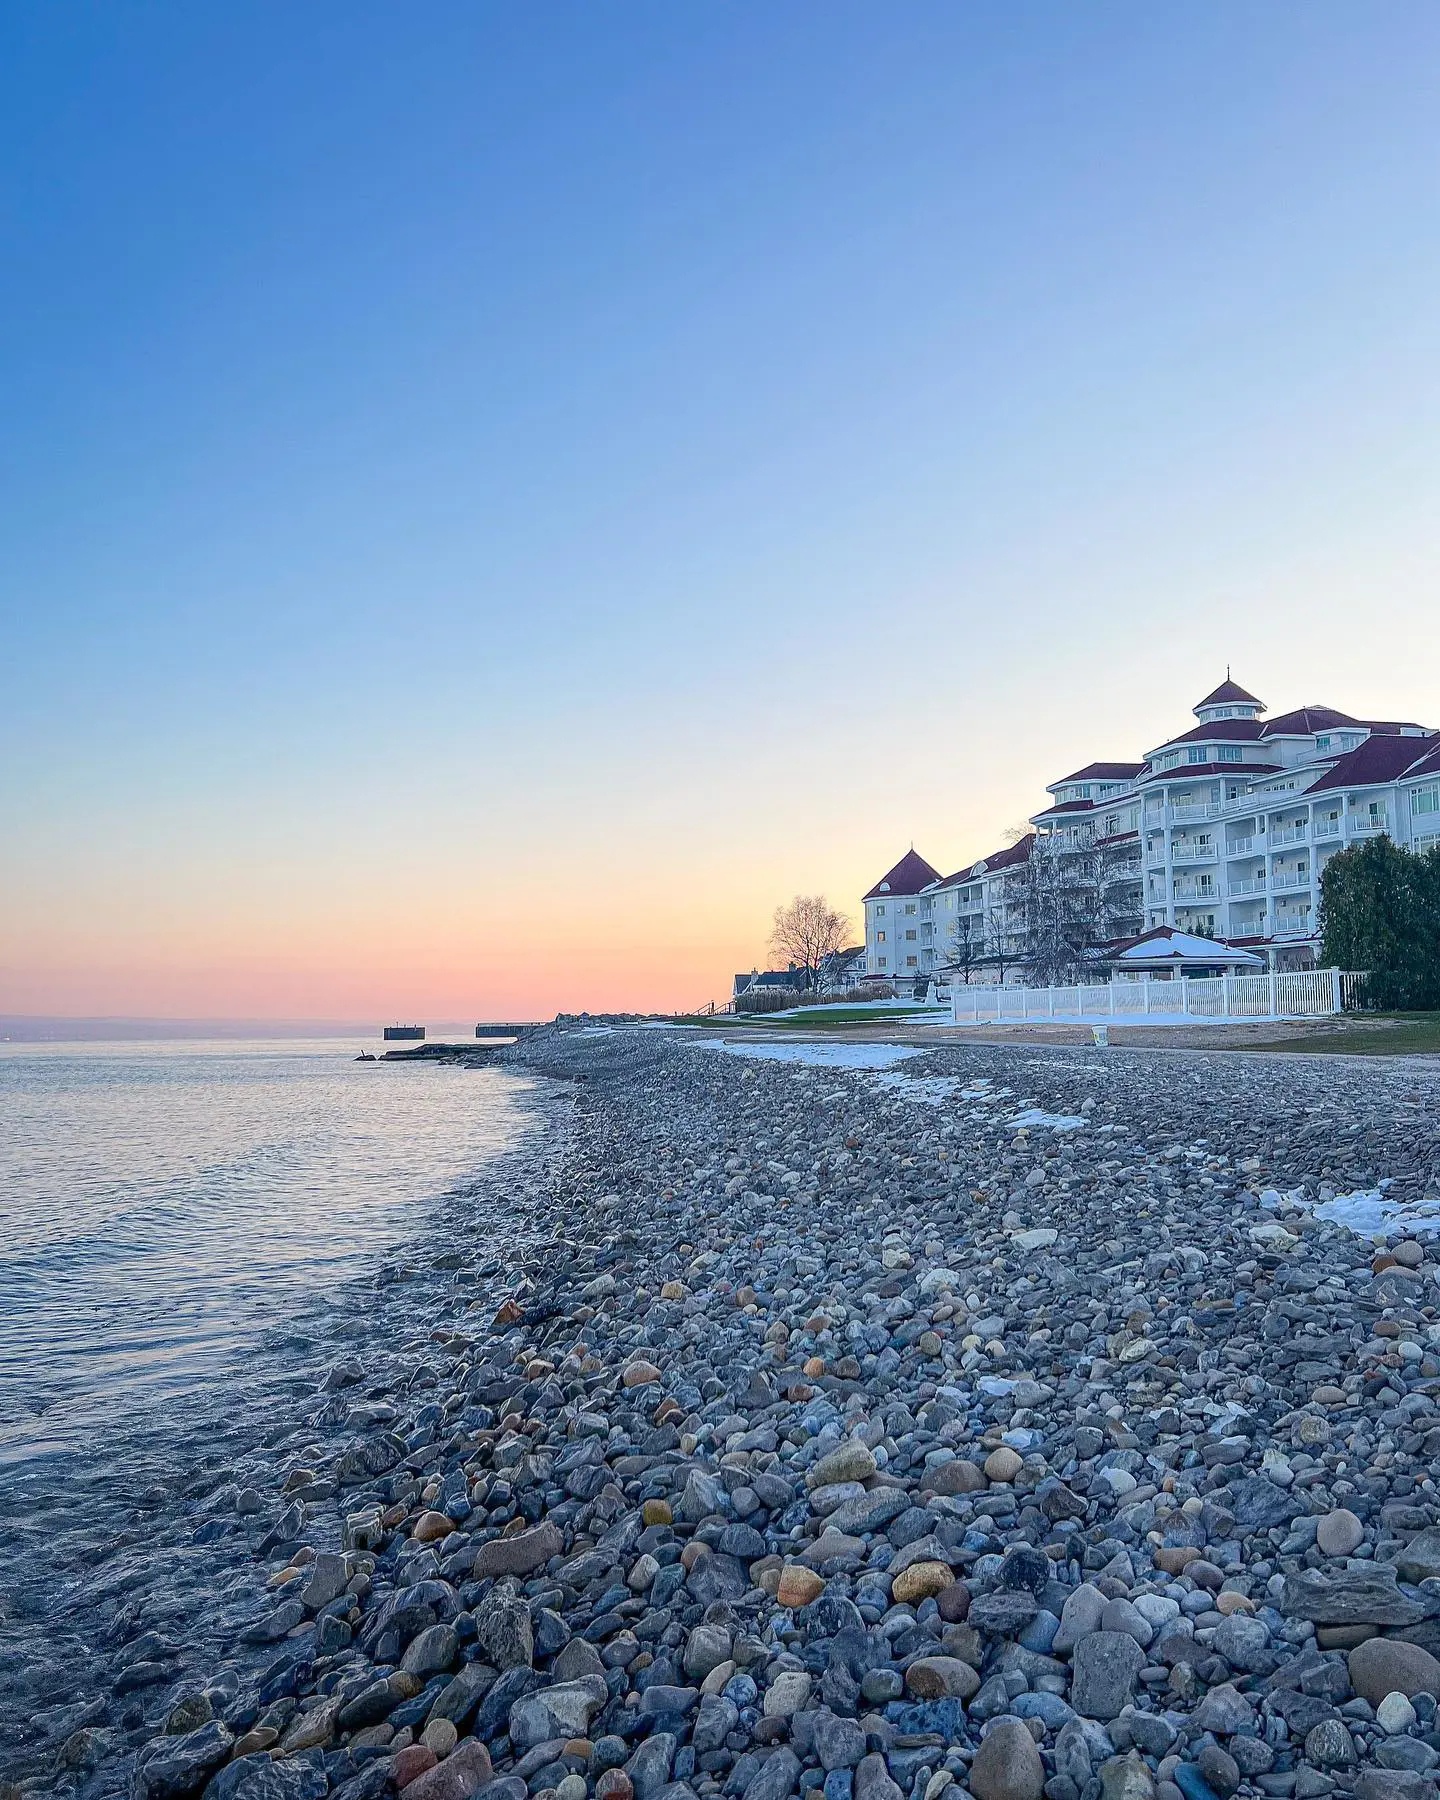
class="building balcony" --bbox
[1272,912,1315,940]
[1172,843,1218,864]
[1228,876,1267,897]
[1173,881,1219,901]
[1102,861,1142,882]
[1226,836,1258,857]
[1350,815,1390,835]
[1271,824,1308,846]
[1270,871,1311,893]
[1313,818,1342,841]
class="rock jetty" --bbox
[29,1030,1440,1800]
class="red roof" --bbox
[1261,706,1358,737]
[1154,719,1266,749]
[1195,677,1265,713]
[863,849,942,900]
[1307,735,1440,794]
[1053,761,1145,786]
[935,833,1036,889]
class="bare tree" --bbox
[1018,833,1104,985]
[946,911,982,985]
[769,895,852,990]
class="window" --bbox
[874,903,886,917]
[1105,814,1119,836]
[905,929,917,941]
[906,955,918,967]
[1187,748,1208,764]
[904,903,917,915]
[1413,786,1440,817]
[877,956,888,968]
[1157,750,1181,770]
[875,930,886,943]
[1316,736,1331,751]
[1218,747,1242,763]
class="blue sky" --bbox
[3,4,1438,1015]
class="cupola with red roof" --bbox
[1194,671,1265,723]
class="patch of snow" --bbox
[869,1073,966,1104]
[1006,1108,1088,1131]
[696,1040,922,1070]
[1311,1190,1440,1237]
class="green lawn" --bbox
[1242,1012,1440,1056]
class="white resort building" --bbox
[862,677,1440,981]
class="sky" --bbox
[2,4,1438,1021]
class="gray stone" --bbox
[970,1718,1046,1800]
[201,1757,329,1800]
[472,1519,563,1578]
[1348,1637,1440,1704]
[1316,1511,1365,1558]
[1071,1632,1145,1721]
[1283,1568,1429,1627]
[133,1722,234,1800]
[474,1591,534,1670]
[745,1749,802,1800]
[1304,1721,1359,1769]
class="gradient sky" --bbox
[3,5,1438,1020]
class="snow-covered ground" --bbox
[1262,1183,1440,1237]
[696,1040,922,1070]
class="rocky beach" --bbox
[16,1029,1440,1800]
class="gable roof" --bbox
[863,849,942,900]
[1106,925,1265,968]
[1307,734,1440,794]
[937,833,1036,888]
[1195,677,1264,713]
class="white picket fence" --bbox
[952,968,1363,1025]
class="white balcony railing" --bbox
[1172,843,1218,864]
[1272,825,1308,846]
[1228,877,1266,897]
[1271,913,1315,939]
[1270,871,1311,893]
[1173,884,1218,902]
[1313,819,1342,840]
[1350,815,1389,835]
[1226,836,1257,857]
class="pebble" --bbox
[63,1030,1440,1800]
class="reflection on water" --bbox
[0,1038,535,1464]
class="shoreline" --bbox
[23,1031,1440,1800]
[0,1063,566,1798]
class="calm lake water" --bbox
[0,1038,538,1466]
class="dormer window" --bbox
[1315,736,1330,752]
